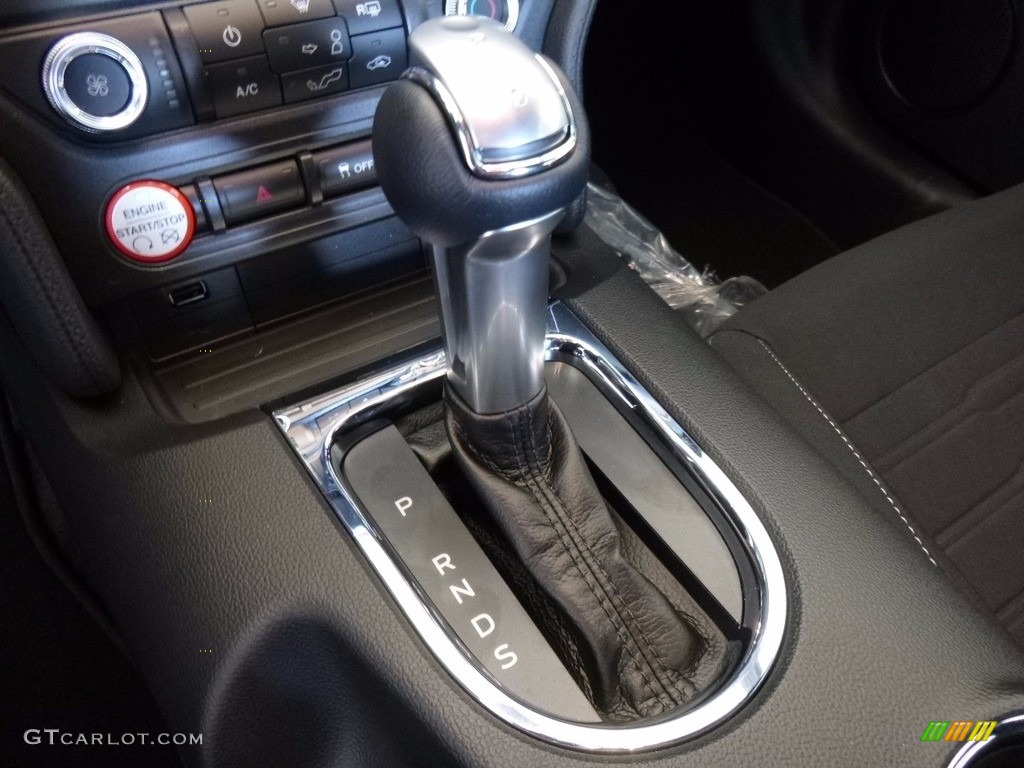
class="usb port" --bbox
[168,280,209,308]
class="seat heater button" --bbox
[105,181,196,264]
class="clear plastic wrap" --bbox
[584,182,767,336]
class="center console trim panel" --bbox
[272,302,787,752]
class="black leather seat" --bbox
[709,183,1024,646]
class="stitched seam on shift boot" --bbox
[756,338,939,567]
[501,406,667,709]
[515,404,689,709]
[0,204,101,389]
[451,414,509,478]
[538,413,696,703]
[452,404,654,708]
[543,410,698,705]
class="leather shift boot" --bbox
[445,384,705,719]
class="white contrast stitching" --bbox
[755,339,939,567]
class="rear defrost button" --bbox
[334,0,405,35]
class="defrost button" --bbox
[105,180,195,264]
[256,0,336,27]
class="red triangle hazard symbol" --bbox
[256,185,273,202]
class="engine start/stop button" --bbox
[105,180,195,264]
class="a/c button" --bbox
[206,55,282,118]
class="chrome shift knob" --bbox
[373,17,590,414]
[405,16,577,179]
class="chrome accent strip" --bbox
[947,713,1024,768]
[443,0,521,33]
[42,32,148,133]
[403,60,576,179]
[273,303,788,752]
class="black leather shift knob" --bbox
[372,19,590,248]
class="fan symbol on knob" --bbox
[86,73,109,98]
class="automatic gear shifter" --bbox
[375,15,585,414]
[374,17,706,719]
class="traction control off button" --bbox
[105,181,196,264]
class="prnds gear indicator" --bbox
[105,180,195,263]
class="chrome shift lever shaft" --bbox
[432,209,563,415]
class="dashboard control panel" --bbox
[102,136,378,265]
[0,0,542,353]
[0,0,413,139]
[0,12,194,140]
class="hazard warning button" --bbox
[212,159,305,225]
[105,180,195,264]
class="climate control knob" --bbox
[42,32,148,133]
